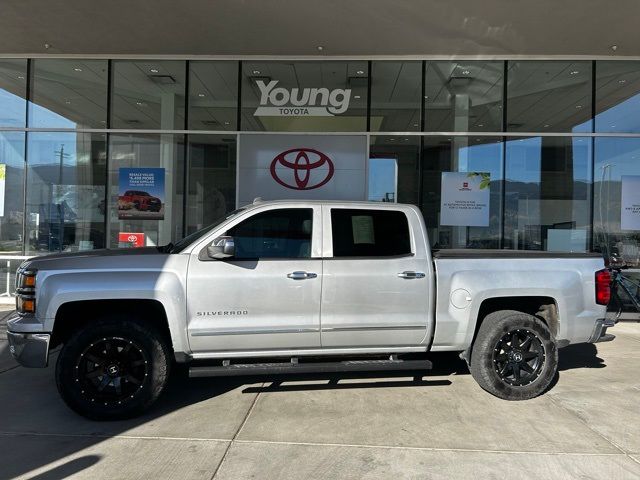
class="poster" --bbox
[0,164,5,217]
[118,168,165,220]
[118,232,145,248]
[237,134,367,205]
[621,175,640,230]
[440,172,490,227]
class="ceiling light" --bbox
[317,46,324,51]
[17,75,24,79]
[198,93,206,97]
[424,95,429,100]
[136,101,145,106]
[477,124,484,127]
[73,67,82,72]
[389,138,396,141]
[403,138,409,141]
[611,45,618,52]
[252,70,261,75]
[65,100,71,104]
[611,124,617,128]
[575,104,583,109]
[354,95,361,99]
[543,124,550,128]
[356,70,364,75]
[150,68,159,73]
[224,121,230,125]
[570,70,579,75]
[619,79,627,84]
[461,70,471,75]
[413,123,419,127]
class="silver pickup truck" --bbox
[7,200,615,419]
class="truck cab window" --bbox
[331,209,411,257]
[227,208,313,259]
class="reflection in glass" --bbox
[422,137,503,248]
[370,62,422,131]
[111,61,186,130]
[189,61,238,131]
[0,59,27,127]
[26,133,106,254]
[0,132,25,254]
[108,134,184,248]
[424,61,503,132]
[504,137,591,251]
[594,138,640,263]
[241,61,368,131]
[29,59,108,128]
[595,61,640,133]
[186,135,237,235]
[369,136,420,205]
[507,61,592,133]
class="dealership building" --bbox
[1,0,640,294]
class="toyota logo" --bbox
[127,235,138,243]
[270,148,334,190]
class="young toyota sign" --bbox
[254,80,351,116]
[238,134,366,205]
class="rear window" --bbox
[331,209,411,257]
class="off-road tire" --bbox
[469,310,558,400]
[56,317,171,420]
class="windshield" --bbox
[168,208,245,253]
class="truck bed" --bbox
[432,249,602,259]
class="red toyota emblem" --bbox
[270,148,334,190]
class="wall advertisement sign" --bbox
[440,172,491,227]
[118,232,145,248]
[621,175,640,230]
[237,134,367,205]
[254,80,351,117]
[118,168,165,220]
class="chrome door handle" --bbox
[287,271,317,280]
[398,271,426,279]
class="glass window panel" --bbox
[331,208,411,257]
[26,132,106,254]
[422,136,503,249]
[0,59,27,127]
[595,61,640,133]
[0,132,25,254]
[241,61,368,132]
[507,61,592,133]
[108,134,184,248]
[424,61,503,132]
[369,136,420,205]
[111,61,186,130]
[594,138,640,262]
[227,208,312,259]
[370,62,421,132]
[186,134,237,235]
[29,59,108,128]
[188,61,238,131]
[504,137,591,251]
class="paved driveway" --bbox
[1,309,639,479]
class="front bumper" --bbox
[588,318,616,343]
[6,331,50,367]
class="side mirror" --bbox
[207,236,235,259]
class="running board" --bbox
[189,358,432,378]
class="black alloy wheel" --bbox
[56,318,170,420]
[75,336,149,406]
[469,310,558,400]
[492,329,545,386]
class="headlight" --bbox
[16,268,37,314]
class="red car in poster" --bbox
[119,190,162,212]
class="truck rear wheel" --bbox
[56,318,171,420]
[469,310,558,400]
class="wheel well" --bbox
[476,296,559,338]
[51,299,172,350]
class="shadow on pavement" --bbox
[26,456,102,480]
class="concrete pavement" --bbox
[0,308,639,479]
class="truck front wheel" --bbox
[56,318,171,420]
[469,310,558,400]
